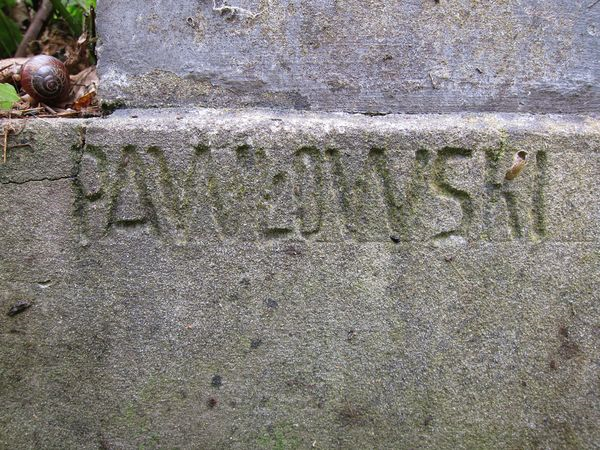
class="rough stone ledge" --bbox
[2,109,599,244]
[1,110,599,448]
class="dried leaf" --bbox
[70,65,97,100]
[0,57,26,83]
[73,90,95,110]
[77,31,88,46]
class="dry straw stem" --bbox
[2,124,8,163]
[2,122,26,164]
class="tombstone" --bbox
[1,1,600,448]
[97,0,600,113]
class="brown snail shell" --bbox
[20,55,70,104]
[505,151,528,181]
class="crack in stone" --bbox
[0,126,87,187]
[0,175,75,186]
[73,126,86,179]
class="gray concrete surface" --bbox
[1,110,599,448]
[96,0,600,113]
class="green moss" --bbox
[487,142,507,163]
[257,424,300,450]
[100,99,126,115]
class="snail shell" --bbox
[20,55,70,104]
[505,151,528,181]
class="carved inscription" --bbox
[73,143,547,245]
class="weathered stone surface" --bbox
[1,110,600,448]
[96,1,600,113]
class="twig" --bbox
[3,125,9,164]
[41,103,57,115]
[9,143,32,150]
[54,110,81,117]
[15,0,54,57]
[1,121,29,162]
[588,0,600,8]
[0,107,43,118]
[19,107,44,114]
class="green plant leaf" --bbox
[50,0,81,36]
[0,9,22,57]
[0,0,18,8]
[0,83,20,110]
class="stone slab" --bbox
[96,1,600,113]
[1,110,600,448]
